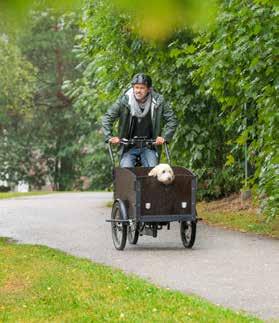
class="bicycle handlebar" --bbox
[119,137,156,146]
[107,137,171,167]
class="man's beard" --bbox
[134,92,149,102]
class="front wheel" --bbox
[180,221,196,248]
[111,201,127,250]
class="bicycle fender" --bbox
[114,199,128,221]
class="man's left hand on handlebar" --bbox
[155,136,165,145]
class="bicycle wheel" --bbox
[111,201,127,250]
[180,221,196,248]
[127,221,139,245]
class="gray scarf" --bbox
[129,90,152,122]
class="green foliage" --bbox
[0,37,37,185]
[19,8,86,190]
[0,37,35,125]
[0,0,82,21]
[71,0,243,199]
[184,0,278,218]
[0,7,88,190]
[111,0,217,40]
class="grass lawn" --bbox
[197,194,279,239]
[0,191,108,200]
[0,192,56,199]
[0,238,261,322]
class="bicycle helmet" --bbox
[131,73,152,88]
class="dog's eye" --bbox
[162,170,165,173]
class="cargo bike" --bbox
[106,137,199,250]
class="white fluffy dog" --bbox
[148,164,175,185]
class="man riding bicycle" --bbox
[102,73,178,167]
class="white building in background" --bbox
[15,181,29,192]
[0,178,29,193]
[0,179,8,187]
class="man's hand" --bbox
[155,136,165,145]
[109,137,120,144]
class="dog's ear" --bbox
[167,166,175,182]
[148,166,158,177]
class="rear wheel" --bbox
[111,201,127,250]
[127,221,139,244]
[180,221,196,248]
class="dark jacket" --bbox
[102,88,178,145]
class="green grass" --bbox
[0,238,261,322]
[197,199,279,239]
[0,191,57,199]
[106,200,113,208]
[0,191,111,200]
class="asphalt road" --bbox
[0,192,278,321]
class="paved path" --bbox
[0,192,278,320]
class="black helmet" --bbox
[131,73,152,88]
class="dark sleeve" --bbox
[161,100,178,142]
[102,98,122,142]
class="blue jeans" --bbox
[120,147,158,168]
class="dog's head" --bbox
[148,164,175,185]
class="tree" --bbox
[19,8,86,190]
[0,36,37,186]
[186,0,278,218]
